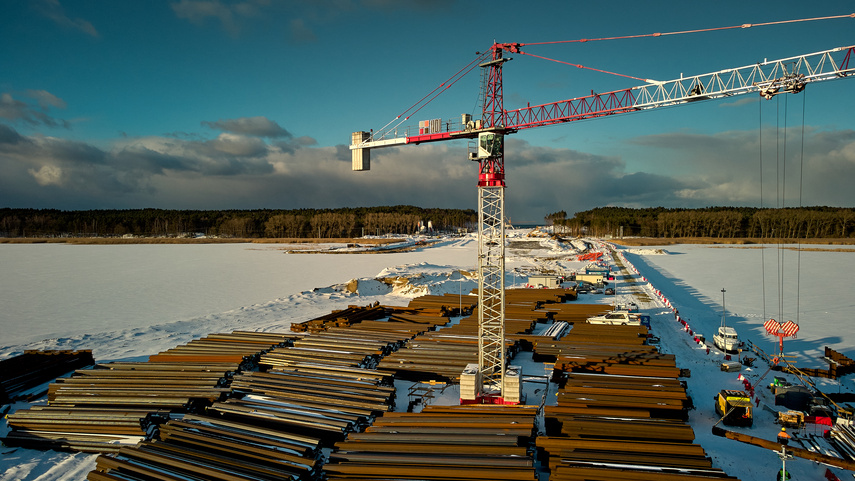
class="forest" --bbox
[0,206,477,239]
[546,206,855,239]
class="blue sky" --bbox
[1,1,853,223]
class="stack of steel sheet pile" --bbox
[530,309,644,362]
[83,323,399,480]
[535,321,742,480]
[88,413,324,480]
[504,289,582,351]
[222,367,395,442]
[4,362,235,452]
[324,404,539,481]
[4,331,293,453]
[405,293,477,317]
[377,297,508,382]
[81,331,342,479]
[377,289,581,381]
[289,304,389,332]
[0,350,94,403]
[269,304,451,370]
[146,330,297,367]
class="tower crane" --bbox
[350,42,855,404]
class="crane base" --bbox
[460,393,520,405]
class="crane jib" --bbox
[352,45,855,154]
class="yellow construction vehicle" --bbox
[777,410,805,429]
[715,389,753,427]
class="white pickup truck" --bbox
[586,310,641,326]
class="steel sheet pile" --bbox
[88,413,323,481]
[535,321,742,480]
[270,303,457,370]
[289,304,389,332]
[3,331,293,453]
[325,404,539,480]
[223,367,395,442]
[516,303,609,351]
[0,350,94,404]
[83,323,399,480]
[377,294,527,381]
[147,331,296,367]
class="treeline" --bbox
[546,206,855,239]
[0,206,477,238]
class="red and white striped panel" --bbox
[781,320,800,337]
[764,318,782,334]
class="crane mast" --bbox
[473,45,511,401]
[350,43,855,403]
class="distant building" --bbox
[528,275,560,288]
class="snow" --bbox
[2,233,854,480]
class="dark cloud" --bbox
[624,128,855,209]
[0,124,29,146]
[3,121,853,224]
[0,92,70,129]
[275,135,317,154]
[202,116,292,138]
[33,0,99,37]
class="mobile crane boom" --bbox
[350,43,855,403]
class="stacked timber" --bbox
[88,414,322,481]
[0,349,94,403]
[148,331,296,367]
[325,405,538,481]
[290,304,388,332]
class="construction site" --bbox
[2,13,854,479]
[3,238,855,481]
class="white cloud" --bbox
[171,0,269,36]
[210,133,268,156]
[202,116,291,138]
[34,0,99,37]
[28,165,63,186]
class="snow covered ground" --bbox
[1,232,854,480]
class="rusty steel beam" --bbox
[333,441,527,457]
[551,463,740,481]
[322,462,536,480]
[328,451,533,467]
[181,414,321,449]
